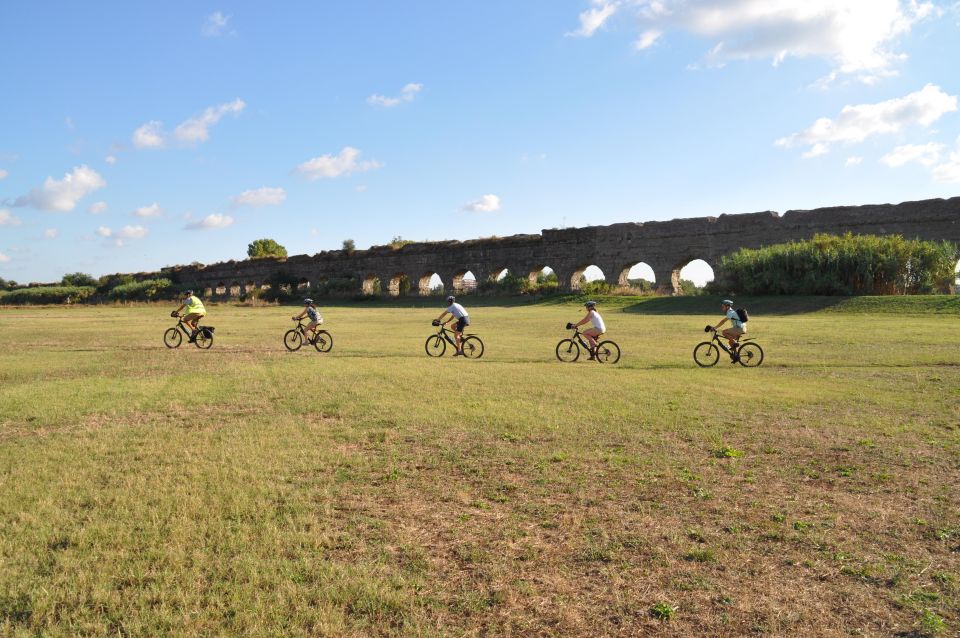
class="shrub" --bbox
[713,233,958,295]
[96,274,135,295]
[108,278,173,301]
[61,272,98,287]
[0,286,95,305]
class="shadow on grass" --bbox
[620,296,847,316]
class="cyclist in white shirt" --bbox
[571,300,605,360]
[292,298,323,343]
[434,295,470,356]
[713,299,745,355]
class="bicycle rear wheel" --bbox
[693,342,720,367]
[556,339,580,362]
[595,340,620,364]
[313,330,333,353]
[425,335,446,357]
[163,327,182,349]
[737,342,764,367]
[195,328,214,349]
[461,335,484,359]
[284,329,302,351]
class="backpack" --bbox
[735,308,749,323]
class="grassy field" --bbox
[1,297,958,637]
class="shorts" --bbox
[454,317,470,332]
[183,312,205,323]
[725,326,745,337]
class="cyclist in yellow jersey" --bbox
[172,290,206,342]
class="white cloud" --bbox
[96,226,112,237]
[173,99,246,144]
[367,83,423,107]
[202,11,230,37]
[568,0,619,37]
[231,186,286,207]
[0,169,8,180]
[185,213,234,230]
[461,194,501,213]
[845,156,863,167]
[634,29,662,50]
[117,225,147,239]
[801,143,829,159]
[932,136,960,183]
[295,147,382,180]
[14,165,106,212]
[133,120,166,149]
[132,203,162,218]
[0,252,9,263]
[573,0,941,82]
[88,201,108,214]
[776,84,957,156]
[43,228,58,240]
[0,210,22,226]
[880,142,944,167]
[105,155,117,165]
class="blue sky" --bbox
[1,0,959,285]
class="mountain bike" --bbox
[556,325,620,363]
[284,318,333,352]
[693,327,763,367]
[425,321,484,358]
[164,313,214,349]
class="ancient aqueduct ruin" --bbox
[156,197,960,297]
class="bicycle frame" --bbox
[709,330,753,354]
[567,326,596,350]
[434,323,473,346]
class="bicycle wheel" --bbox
[595,340,621,364]
[163,327,182,349]
[313,330,333,353]
[284,329,302,351]
[461,335,484,359]
[556,339,580,362]
[425,335,446,357]
[194,328,214,349]
[693,342,720,367]
[737,342,764,367]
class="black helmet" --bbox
[184,290,194,296]
[584,300,597,308]
[304,298,314,305]
[446,295,455,303]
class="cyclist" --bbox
[172,290,206,342]
[712,299,745,359]
[292,298,322,343]
[434,295,469,356]
[568,300,605,359]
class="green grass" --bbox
[0,298,958,636]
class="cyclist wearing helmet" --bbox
[570,300,605,359]
[293,299,323,342]
[434,295,470,356]
[713,299,745,356]
[172,290,206,342]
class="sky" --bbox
[1,0,959,286]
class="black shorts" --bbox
[455,317,470,332]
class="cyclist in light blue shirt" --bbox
[713,299,745,356]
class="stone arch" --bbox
[362,274,380,295]
[528,266,558,291]
[417,271,444,296]
[569,265,606,291]
[452,270,478,294]
[229,282,242,297]
[677,259,715,293]
[260,282,271,291]
[388,273,412,297]
[955,258,960,289]
[616,262,656,291]
[489,266,510,282]
[203,286,213,297]
[244,281,256,294]
[297,277,310,290]
[215,282,226,295]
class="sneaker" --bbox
[453,351,464,357]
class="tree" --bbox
[247,238,288,259]
[61,272,98,287]
[342,239,356,253]
[389,236,413,249]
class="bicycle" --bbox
[284,318,333,352]
[425,321,484,358]
[693,326,763,367]
[556,325,621,363]
[164,313,214,349]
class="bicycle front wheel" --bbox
[284,329,302,351]
[461,336,484,359]
[737,342,764,367]
[195,328,214,349]
[556,339,580,362]
[163,327,182,349]
[693,342,720,367]
[313,330,333,353]
[425,335,446,357]
[595,340,621,364]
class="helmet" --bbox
[584,300,597,308]
[721,299,734,306]
[304,298,314,305]
[446,296,455,303]
[184,290,194,296]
